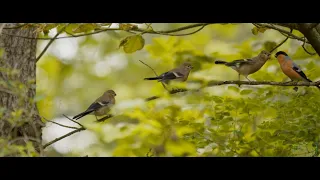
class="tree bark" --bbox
[274,23,320,56]
[297,23,320,56]
[0,24,43,156]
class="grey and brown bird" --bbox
[72,90,117,120]
[144,62,193,84]
[214,50,271,81]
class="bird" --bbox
[72,89,117,120]
[214,50,271,81]
[144,62,193,84]
[275,51,320,90]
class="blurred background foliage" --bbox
[8,23,320,157]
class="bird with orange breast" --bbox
[275,51,320,90]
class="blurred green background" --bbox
[36,23,320,157]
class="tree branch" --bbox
[2,23,216,40]
[46,120,79,130]
[298,23,320,56]
[43,127,85,149]
[254,23,309,44]
[206,80,320,87]
[62,114,84,128]
[270,28,292,53]
[144,80,320,101]
[43,114,114,149]
[302,36,317,55]
[35,24,68,62]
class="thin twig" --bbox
[139,60,169,91]
[152,24,208,36]
[35,24,68,62]
[46,120,79,130]
[254,23,309,44]
[43,114,114,149]
[270,28,293,53]
[62,114,84,128]
[43,127,86,149]
[302,37,317,55]
[41,115,79,129]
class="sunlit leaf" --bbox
[72,23,99,33]
[119,23,138,31]
[228,85,239,92]
[251,27,259,35]
[240,89,252,95]
[120,35,145,54]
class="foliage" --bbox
[1,23,320,157]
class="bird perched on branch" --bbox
[275,51,320,90]
[144,62,193,84]
[214,50,271,81]
[73,90,117,120]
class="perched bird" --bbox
[214,50,271,81]
[72,90,117,120]
[275,51,320,89]
[144,62,193,84]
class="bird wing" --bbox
[227,59,254,67]
[291,62,310,81]
[159,71,184,80]
[86,100,111,112]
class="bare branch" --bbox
[139,60,169,91]
[145,80,320,101]
[206,80,320,87]
[35,24,68,62]
[254,23,309,44]
[2,23,216,40]
[46,120,79,130]
[43,127,86,149]
[62,114,84,128]
[270,28,293,53]
[302,37,317,55]
[41,116,78,129]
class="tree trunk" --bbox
[297,23,320,56]
[0,24,43,156]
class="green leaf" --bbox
[120,35,145,54]
[72,23,99,33]
[251,27,259,35]
[258,27,268,33]
[263,41,278,52]
[119,23,138,31]
[43,24,59,35]
[228,85,239,92]
[240,89,252,95]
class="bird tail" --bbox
[144,77,161,80]
[73,110,93,120]
[214,60,227,65]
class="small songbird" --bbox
[72,90,117,120]
[214,50,271,81]
[275,51,320,90]
[144,62,193,84]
